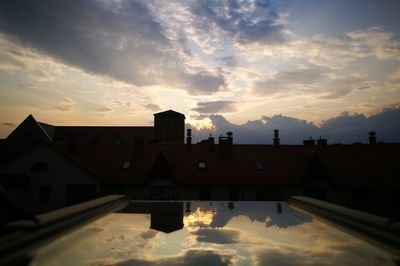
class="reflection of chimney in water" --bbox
[277,202,282,214]
[150,202,184,233]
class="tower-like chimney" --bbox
[273,129,280,148]
[368,131,376,145]
[186,129,192,145]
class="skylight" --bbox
[197,162,207,169]
[122,161,131,169]
[256,162,264,171]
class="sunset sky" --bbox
[1,0,399,143]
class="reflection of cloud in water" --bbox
[205,202,312,228]
[193,228,241,244]
[90,248,235,266]
[252,239,395,266]
[184,207,216,228]
[140,229,158,239]
[31,204,396,266]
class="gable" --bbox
[6,115,52,143]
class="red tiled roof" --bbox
[74,144,314,185]
[316,144,400,186]
[52,126,154,145]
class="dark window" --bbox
[39,186,51,202]
[255,162,264,171]
[31,162,48,172]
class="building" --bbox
[1,110,399,219]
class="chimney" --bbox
[303,136,315,146]
[186,129,192,147]
[368,131,376,145]
[317,136,328,146]
[219,132,233,153]
[273,129,280,148]
[208,134,215,151]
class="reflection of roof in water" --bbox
[26,201,396,266]
[186,201,313,228]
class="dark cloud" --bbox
[219,56,238,67]
[0,0,225,95]
[188,106,400,144]
[185,71,226,94]
[193,101,236,114]
[0,0,173,86]
[193,228,241,244]
[191,0,285,44]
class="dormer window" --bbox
[122,161,131,169]
[255,162,264,171]
[198,162,207,169]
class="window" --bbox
[31,162,48,172]
[255,162,264,171]
[122,161,131,169]
[197,162,207,169]
[39,186,51,202]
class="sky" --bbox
[0,0,400,143]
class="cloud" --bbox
[0,0,226,95]
[253,241,393,266]
[50,97,76,112]
[2,122,16,127]
[189,106,400,144]
[185,71,226,94]
[193,228,241,244]
[145,103,162,112]
[193,101,236,114]
[190,0,286,44]
[249,27,400,69]
[253,68,322,96]
[347,27,400,60]
[96,106,113,113]
[140,229,158,239]
[387,68,400,80]
[90,248,235,266]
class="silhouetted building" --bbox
[1,111,399,219]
